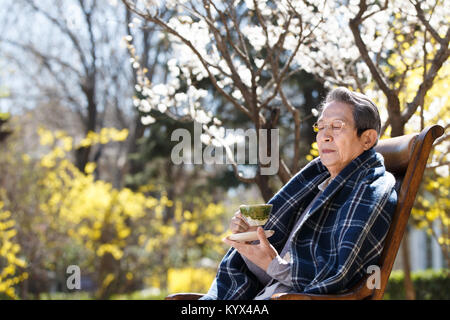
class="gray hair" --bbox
[318,87,381,147]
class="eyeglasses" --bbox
[313,120,347,133]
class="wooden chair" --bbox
[165,125,444,300]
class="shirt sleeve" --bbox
[266,255,292,286]
[241,254,273,286]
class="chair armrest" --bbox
[165,293,204,300]
[270,292,362,300]
[271,278,374,300]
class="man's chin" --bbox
[319,154,337,164]
[319,158,338,170]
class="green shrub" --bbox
[384,269,450,300]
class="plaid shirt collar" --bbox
[317,176,332,192]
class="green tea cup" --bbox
[239,204,272,226]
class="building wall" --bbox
[392,222,445,271]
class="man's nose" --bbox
[319,129,333,142]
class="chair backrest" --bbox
[366,124,444,299]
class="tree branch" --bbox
[401,27,450,122]
[122,1,254,120]
[24,0,90,76]
[349,0,393,97]
[426,161,450,170]
[412,0,445,45]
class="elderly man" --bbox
[200,87,398,300]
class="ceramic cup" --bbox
[239,204,273,227]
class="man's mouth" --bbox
[321,149,335,154]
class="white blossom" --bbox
[141,115,156,125]
[200,133,211,145]
[152,84,168,96]
[232,89,243,100]
[157,103,167,113]
[128,0,448,158]
[139,99,152,112]
[195,109,212,124]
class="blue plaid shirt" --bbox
[201,149,397,300]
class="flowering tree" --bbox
[122,0,448,198]
[2,0,168,188]
[123,0,330,200]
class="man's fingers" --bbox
[235,212,249,225]
[230,218,247,233]
[223,237,244,251]
[256,227,269,246]
[230,213,250,233]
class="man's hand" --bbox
[223,227,278,272]
[230,211,258,234]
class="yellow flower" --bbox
[38,128,54,146]
[85,162,96,174]
[112,129,129,142]
[167,268,216,294]
[183,210,192,220]
[62,136,73,151]
[78,137,92,148]
[118,228,131,239]
[102,273,115,289]
[41,154,56,168]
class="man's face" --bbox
[316,101,366,178]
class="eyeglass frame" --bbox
[312,119,348,133]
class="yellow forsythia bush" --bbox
[167,267,216,294]
[0,201,28,299]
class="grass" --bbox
[36,288,169,300]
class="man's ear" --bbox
[362,129,378,150]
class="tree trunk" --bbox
[126,114,146,180]
[388,96,415,300]
[387,96,404,138]
[76,78,97,172]
[401,227,416,300]
[95,252,117,300]
[255,174,274,203]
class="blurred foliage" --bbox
[305,141,319,163]
[0,201,28,299]
[167,267,216,294]
[384,269,450,300]
[412,170,450,267]
[0,123,229,299]
[0,113,10,120]
[0,113,11,143]
[0,114,27,300]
